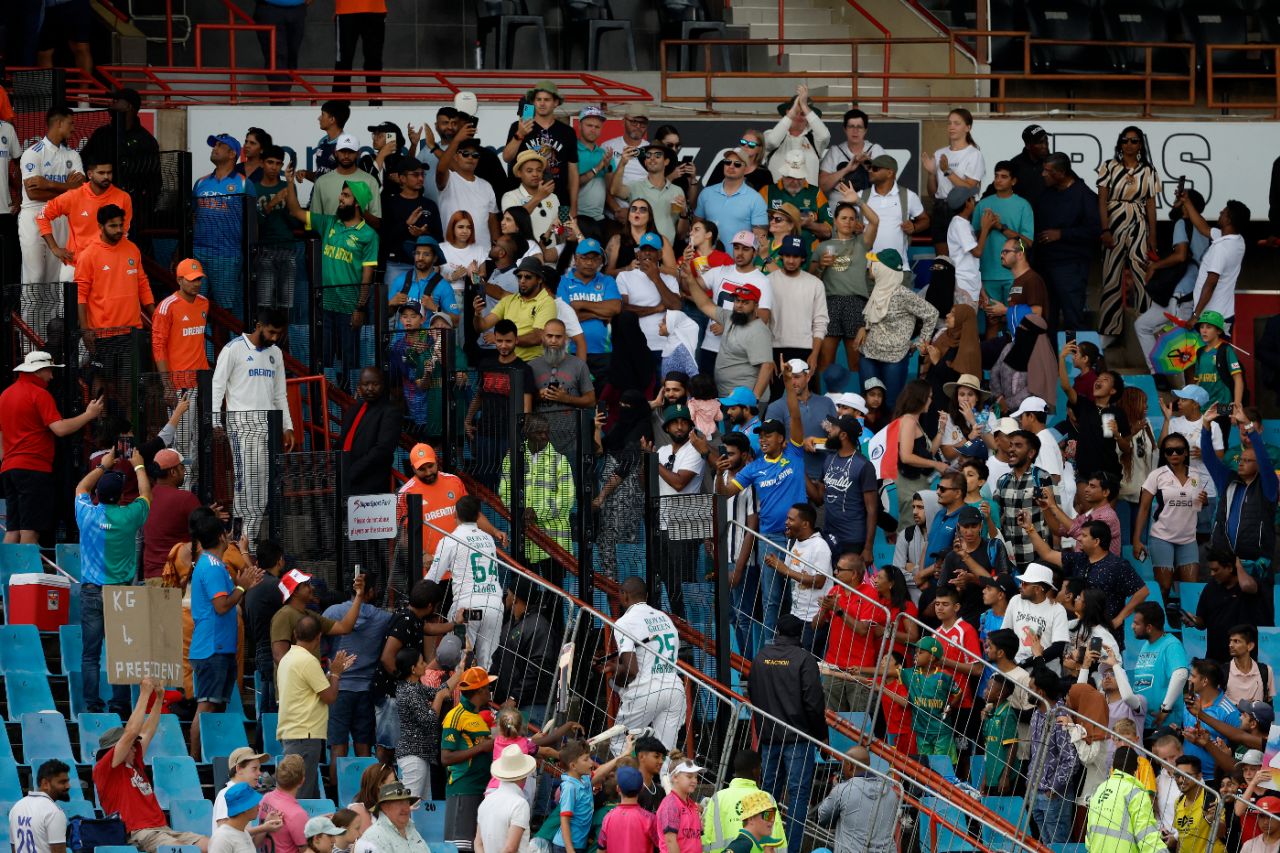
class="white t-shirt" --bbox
[439,172,498,251]
[931,145,986,199]
[862,183,925,259]
[0,121,17,215]
[986,455,1012,487]
[428,522,503,611]
[819,140,885,173]
[700,265,772,353]
[1193,228,1244,320]
[658,440,705,530]
[501,187,561,241]
[947,215,981,302]
[9,792,67,853]
[1140,467,1203,546]
[786,533,834,621]
[1033,431,1064,479]
[554,297,585,339]
[1001,594,1070,667]
[602,135,649,207]
[19,136,83,212]
[614,601,681,700]
[212,780,235,821]
[616,268,680,351]
[209,823,257,853]
[477,782,531,853]
[1166,414,1223,498]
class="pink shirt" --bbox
[486,735,539,794]
[597,803,660,853]
[1060,502,1122,556]
[655,793,702,853]
[258,789,308,853]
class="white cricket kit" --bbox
[0,121,16,215]
[610,601,685,755]
[428,521,504,669]
[19,136,82,287]
[8,791,67,853]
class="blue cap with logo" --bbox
[778,235,806,257]
[207,133,242,157]
[1172,384,1210,408]
[719,387,758,408]
[576,238,605,256]
[638,232,663,251]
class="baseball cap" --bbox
[410,443,437,467]
[1240,700,1276,726]
[278,568,313,600]
[981,574,1020,599]
[305,817,346,839]
[670,760,705,775]
[719,387,757,408]
[579,105,607,121]
[1241,750,1266,766]
[638,232,663,251]
[616,765,643,796]
[335,133,359,152]
[344,180,374,211]
[754,418,786,436]
[224,782,263,817]
[662,404,693,427]
[435,633,463,670]
[780,150,807,180]
[870,248,903,271]
[1197,310,1227,332]
[994,416,1020,435]
[832,414,861,437]
[514,150,547,170]
[454,91,479,116]
[778,235,806,257]
[154,448,184,471]
[207,133,242,157]
[956,505,984,526]
[1010,396,1049,418]
[176,258,205,280]
[398,299,425,316]
[227,747,270,771]
[731,230,757,249]
[1256,796,1280,816]
[862,377,887,393]
[575,238,605,256]
[947,185,977,211]
[913,637,943,656]
[96,470,127,504]
[458,666,498,691]
[869,154,899,172]
[430,313,455,328]
[1172,385,1210,408]
[1022,124,1048,143]
[785,358,810,374]
[734,283,762,302]
[367,121,402,139]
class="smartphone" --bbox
[453,623,467,640]
[681,155,694,165]
[353,563,363,579]
[1064,330,1077,344]
[464,608,485,621]
[1176,175,1186,197]
[231,516,244,541]
[116,434,134,457]
[521,102,535,122]
[1089,636,1103,653]
[717,445,728,457]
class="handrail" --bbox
[195,23,276,72]
[1206,44,1280,118]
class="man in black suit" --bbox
[339,366,403,591]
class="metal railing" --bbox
[1207,45,1280,117]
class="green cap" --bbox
[1197,310,1227,333]
[344,180,374,212]
[871,248,904,272]
[662,404,692,427]
[912,636,942,657]
[528,80,562,102]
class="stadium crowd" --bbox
[2,77,1280,853]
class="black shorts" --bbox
[826,294,867,339]
[38,0,92,48]
[1,469,56,533]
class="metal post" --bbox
[178,152,193,264]
[308,237,324,377]
[439,328,455,473]
[335,450,348,591]
[712,493,731,684]
[406,492,423,588]
[197,370,214,505]
[642,451,659,614]
[130,328,143,435]
[370,279,386,376]
[0,284,11,376]
[243,193,259,329]
[266,409,284,543]
[508,369,526,563]
[576,408,595,601]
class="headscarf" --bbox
[863,259,904,326]
[940,304,982,377]
[925,257,956,322]
[603,389,652,455]
[1002,312,1057,405]
[1067,682,1111,743]
[606,312,654,397]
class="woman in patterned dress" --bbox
[1096,126,1160,344]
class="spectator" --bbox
[437,128,500,253]
[994,429,1052,566]
[602,104,651,211]
[1128,602,1190,729]
[333,0,386,101]
[442,667,498,853]
[603,577,685,756]
[1006,125,1049,206]
[1181,193,1248,332]
[8,758,71,853]
[990,318,1058,422]
[213,748,272,824]
[381,156,441,288]
[1028,666,1078,843]
[36,151,133,274]
[813,414,876,562]
[859,250,939,409]
[701,751,785,853]
[19,105,84,298]
[815,745,899,853]
[465,319,535,485]
[322,574,393,791]
[211,308,296,549]
[270,571,364,664]
[684,279,774,402]
[82,90,159,209]
[694,147,768,254]
[1202,405,1277,573]
[1133,433,1202,599]
[501,152,561,248]
[559,238,621,380]
[188,510,263,760]
[643,402,709,619]
[94,679,209,853]
[1137,190,1210,369]
[243,540,286,712]
[1084,746,1164,853]
[1042,471,1121,557]
[355,781,428,853]
[592,390,651,580]
[210,784,266,853]
[761,152,832,243]
[575,106,611,229]
[1,351,103,544]
[529,318,596,429]
[616,236,683,368]
[813,200,877,378]
[1058,351,1130,483]
[1034,152,1101,331]
[1062,588,1123,682]
[398,442,504,573]
[75,203,155,373]
[656,754,704,853]
[1030,519,1147,637]
[766,239,828,397]
[922,109,985,254]
[1001,563,1070,670]
[818,109,883,195]
[1242,797,1280,853]
[301,819,348,853]
[881,636,959,757]
[258,754,309,853]
[763,87,828,186]
[477,745,536,853]
[393,643,452,800]
[277,615,356,799]
[193,133,252,318]
[599,765,660,853]
[1095,127,1160,346]
[748,613,826,853]
[493,575,558,725]
[474,257,556,362]
[1189,548,1269,670]
[338,365,402,500]
[372,580,451,763]
[819,553,884,714]
[972,162,1034,308]
[765,502,833,650]
[391,238,459,328]
[76,446,151,715]
[1180,659,1239,783]
[504,81,579,210]
[1226,625,1275,704]
[985,236,1048,327]
[610,144,684,243]
[722,793,783,853]
[937,504,1010,627]
[498,413,574,589]
[553,739,598,853]
[1171,755,1216,853]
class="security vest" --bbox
[1086,770,1166,853]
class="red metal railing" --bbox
[773,0,892,110]
[1206,45,1280,117]
[195,23,276,70]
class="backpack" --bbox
[68,814,128,853]
[1215,342,1250,405]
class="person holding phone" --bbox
[1200,403,1277,582]
[503,81,579,214]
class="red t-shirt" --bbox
[935,619,982,708]
[825,582,885,669]
[0,373,62,473]
[885,599,919,659]
[1074,369,1097,403]
[141,483,203,578]
[93,743,167,832]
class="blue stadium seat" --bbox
[0,756,21,801]
[144,715,188,764]
[0,806,14,846]
[55,544,82,581]
[60,624,84,674]
[0,712,15,762]
[299,799,337,818]
[1258,629,1280,672]
[7,672,57,718]
[58,800,98,820]
[926,754,956,779]
[428,844,459,853]
[0,624,49,674]
[169,800,214,836]
[822,711,866,762]
[1184,627,1208,662]
[981,795,1026,851]
[1051,845,1086,853]
[0,544,43,594]
[261,713,282,757]
[96,847,143,853]
[921,796,977,852]
[79,713,124,764]
[31,758,86,800]
[199,713,249,764]
[21,712,76,764]
[968,755,985,789]
[159,846,202,853]
[412,801,447,839]
[1180,583,1205,618]
[151,757,205,809]
[337,756,379,807]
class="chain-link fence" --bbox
[192,190,253,323]
[137,369,215,500]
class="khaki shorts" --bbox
[129,826,207,853]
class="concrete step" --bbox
[729,5,833,26]
[783,50,889,72]
[747,23,844,40]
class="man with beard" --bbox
[640,403,705,621]
[1008,125,1050,208]
[10,757,72,853]
[310,134,382,226]
[720,386,761,452]
[680,231,770,378]
[37,153,134,273]
[610,143,685,242]
[193,132,251,317]
[283,169,378,386]
[340,366,403,583]
[809,414,876,562]
[381,156,441,291]
[74,203,155,381]
[685,278,775,405]
[529,318,595,463]
[575,106,611,232]
[411,105,460,203]
[560,238,621,384]
[473,257,556,362]
[398,442,506,576]
[993,429,1050,568]
[647,370,690,450]
[766,359,835,480]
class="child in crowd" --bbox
[686,373,723,438]
[304,816,349,853]
[1111,719,1155,793]
[330,809,362,853]
[657,750,704,853]
[862,378,888,434]
[555,740,598,853]
[883,637,960,758]
[979,674,1019,795]
[487,705,582,800]
[1071,341,1102,403]
[389,300,434,426]
[596,765,657,853]
[1190,310,1243,413]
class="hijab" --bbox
[940,304,982,377]
[925,257,956,322]
[1067,682,1111,743]
[603,389,652,455]
[606,312,655,397]
[1002,312,1057,405]
[863,259,905,326]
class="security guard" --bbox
[1086,746,1166,853]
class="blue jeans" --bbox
[761,741,816,853]
[81,584,132,716]
[860,356,909,412]
[322,308,362,389]
[731,555,761,661]
[758,532,789,646]
[1032,792,1075,844]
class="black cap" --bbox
[833,414,861,438]
[982,574,1020,598]
[456,136,483,151]
[776,613,805,638]
[1022,124,1048,143]
[110,88,142,111]
[367,121,402,138]
[957,505,984,526]
[516,257,546,279]
[753,419,786,436]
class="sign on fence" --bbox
[104,585,183,685]
[348,493,398,540]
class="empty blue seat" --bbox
[0,755,21,801]
[0,806,14,846]
[337,756,379,808]
[199,713,249,764]
[1184,627,1209,663]
[412,801,448,840]
[55,544,82,581]
[926,754,956,779]
[159,847,202,853]
[261,713,283,757]
[7,672,56,718]
[22,712,76,764]
[58,800,98,819]
[1259,629,1280,672]
[144,715,188,764]
[921,796,977,853]
[79,713,124,764]
[60,624,84,674]
[151,757,204,809]
[981,795,1026,851]
[299,799,337,818]
[96,847,143,853]
[0,624,49,674]
[0,543,43,595]
[0,715,14,763]
[169,800,213,835]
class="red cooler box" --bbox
[9,573,71,630]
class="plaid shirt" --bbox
[994,467,1050,566]
[500,441,575,562]
[1030,699,1078,796]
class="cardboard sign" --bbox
[348,494,398,540]
[104,585,183,685]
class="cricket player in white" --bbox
[211,308,295,552]
[606,576,685,755]
[18,106,83,327]
[427,494,504,670]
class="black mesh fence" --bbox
[464,361,527,494]
[276,449,343,592]
[139,151,194,268]
[137,370,214,501]
[1,280,72,372]
[212,409,283,555]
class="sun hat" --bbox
[224,782,263,817]
[1016,563,1058,591]
[227,747,270,771]
[374,781,420,810]
[828,392,867,414]
[780,151,807,180]
[739,791,777,820]
[491,743,538,782]
[514,150,546,170]
[14,351,65,373]
[1197,310,1227,333]
[662,404,693,427]
[305,816,346,839]
[527,80,563,102]
[772,203,802,227]
[943,374,991,401]
[1241,749,1266,766]
[458,666,498,691]
[278,569,313,600]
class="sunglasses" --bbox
[723,160,745,168]
[629,204,650,212]
[769,215,788,223]
[1164,446,1188,455]
[626,116,649,124]
[1121,137,1142,144]
[515,272,539,281]
[738,138,760,148]
[457,150,481,159]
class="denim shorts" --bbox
[328,690,376,747]
[375,695,399,750]
[1149,537,1199,569]
[192,652,237,704]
